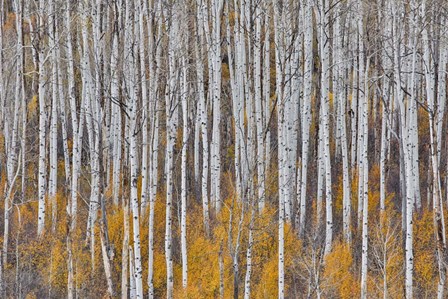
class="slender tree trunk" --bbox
[319,0,333,257]
[180,56,189,289]
[122,191,130,299]
[254,1,265,213]
[299,0,313,238]
[37,0,47,237]
[273,2,285,297]
[165,8,180,296]
[196,0,210,235]
[138,0,149,215]
[210,0,224,212]
[111,0,122,207]
[126,1,144,296]
[49,0,58,232]
[243,207,255,299]
[148,3,162,295]
[129,247,136,298]
[263,8,271,201]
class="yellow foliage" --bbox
[48,238,68,291]
[333,174,344,215]
[222,62,230,81]
[67,138,73,155]
[184,235,221,298]
[414,210,437,296]
[328,92,334,109]
[28,95,38,118]
[323,242,358,299]
[369,202,403,298]
[254,257,278,298]
[0,133,4,154]
[25,293,37,299]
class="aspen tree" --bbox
[273,1,286,296]
[181,54,189,289]
[360,60,370,299]
[299,0,313,238]
[138,0,149,214]
[317,117,325,226]
[37,0,47,236]
[288,4,300,227]
[56,21,71,188]
[379,3,393,214]
[236,0,250,195]
[196,0,210,235]
[122,190,130,299]
[356,5,365,228]
[67,0,84,231]
[436,33,446,166]
[2,0,23,277]
[379,75,392,214]
[82,0,103,269]
[357,2,370,297]
[129,247,136,298]
[48,0,58,230]
[99,150,114,297]
[2,150,21,297]
[225,0,242,199]
[350,7,359,176]
[125,0,144,296]
[333,0,351,243]
[17,0,26,199]
[80,1,97,242]
[165,4,181,296]
[393,3,414,296]
[254,0,265,212]
[409,3,421,211]
[148,2,162,295]
[111,0,122,207]
[210,0,224,212]
[100,224,114,297]
[65,0,83,294]
[318,0,333,257]
[244,196,256,299]
[263,6,271,195]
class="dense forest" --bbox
[0,0,448,298]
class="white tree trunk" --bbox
[37,0,47,236]
[129,247,136,299]
[299,0,313,238]
[148,3,162,295]
[196,0,210,235]
[111,5,122,206]
[254,1,265,212]
[393,4,413,296]
[49,0,58,231]
[126,1,144,296]
[263,9,271,202]
[243,208,255,299]
[122,193,130,299]
[138,0,149,215]
[181,56,189,289]
[318,0,333,257]
[165,8,180,296]
[210,0,224,212]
